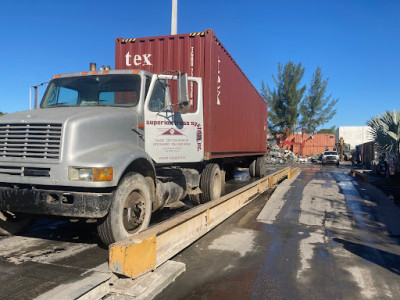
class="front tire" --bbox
[97,172,152,246]
[0,211,35,235]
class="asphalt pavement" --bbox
[157,164,400,300]
[1,163,399,299]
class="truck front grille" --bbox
[0,166,23,176]
[0,166,50,177]
[0,123,62,160]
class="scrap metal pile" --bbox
[266,140,311,165]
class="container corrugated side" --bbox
[204,30,267,158]
[281,134,336,156]
[115,29,267,160]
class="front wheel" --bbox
[0,211,35,235]
[97,172,152,246]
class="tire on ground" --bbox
[97,172,152,246]
[255,157,266,178]
[0,211,35,235]
[249,160,256,177]
[189,163,222,205]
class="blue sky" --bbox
[1,0,399,129]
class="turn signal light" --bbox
[69,167,113,182]
[93,168,113,182]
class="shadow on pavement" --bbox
[333,237,400,276]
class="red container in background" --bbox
[280,134,336,156]
[115,29,267,160]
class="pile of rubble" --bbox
[266,144,311,165]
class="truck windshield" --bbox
[41,74,141,108]
[325,152,338,155]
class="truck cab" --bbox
[0,68,206,245]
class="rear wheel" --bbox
[97,172,152,245]
[255,157,266,177]
[249,160,256,177]
[189,163,222,205]
[0,211,35,235]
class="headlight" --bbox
[69,167,113,181]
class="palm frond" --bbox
[366,110,400,158]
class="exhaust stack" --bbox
[90,63,96,71]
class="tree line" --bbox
[261,61,338,136]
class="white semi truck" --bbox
[0,30,268,245]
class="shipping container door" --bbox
[144,75,204,164]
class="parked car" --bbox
[321,151,340,165]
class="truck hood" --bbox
[0,106,141,165]
[0,107,134,124]
[0,106,148,188]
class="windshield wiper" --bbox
[97,100,108,105]
[48,102,69,107]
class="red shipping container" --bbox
[280,134,336,156]
[115,29,267,160]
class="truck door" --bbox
[144,75,203,164]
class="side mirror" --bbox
[177,73,190,114]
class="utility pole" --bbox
[171,0,177,35]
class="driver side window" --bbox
[48,86,78,106]
[149,80,166,112]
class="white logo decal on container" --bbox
[217,57,221,105]
[125,52,153,66]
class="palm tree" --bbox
[366,110,400,161]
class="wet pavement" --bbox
[156,164,400,300]
[0,166,288,299]
[0,220,109,299]
[1,163,399,299]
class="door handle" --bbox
[132,127,144,139]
